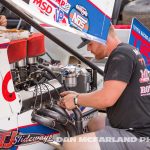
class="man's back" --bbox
[104,43,150,137]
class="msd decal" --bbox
[31,0,70,15]
[32,0,53,15]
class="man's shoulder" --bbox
[116,43,135,53]
[113,43,138,60]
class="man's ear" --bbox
[106,34,110,44]
[105,35,112,50]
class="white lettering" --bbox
[72,13,87,30]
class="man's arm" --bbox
[78,80,127,109]
[61,80,127,110]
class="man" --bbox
[59,25,150,150]
[0,15,7,26]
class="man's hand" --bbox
[60,91,78,97]
[58,91,79,110]
[61,93,77,110]
[0,15,7,27]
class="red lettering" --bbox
[41,1,47,11]
[60,1,65,7]
[33,0,42,6]
[3,131,17,148]
[46,5,52,13]
[55,0,66,6]
[2,71,16,102]
[0,132,10,148]
[0,131,17,148]
[56,0,61,5]
[33,0,52,14]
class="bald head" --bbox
[103,25,122,56]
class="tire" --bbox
[122,0,150,28]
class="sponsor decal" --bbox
[140,85,150,96]
[55,8,65,23]
[129,18,150,70]
[57,0,70,13]
[28,0,113,42]
[69,6,89,32]
[139,69,150,83]
[51,0,71,13]
[0,131,54,148]
[76,5,88,17]
[33,0,53,15]
[0,131,17,149]
[31,0,69,24]
[139,69,150,96]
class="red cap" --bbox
[27,33,45,57]
[7,39,27,64]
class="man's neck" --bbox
[107,38,121,56]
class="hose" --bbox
[38,64,57,79]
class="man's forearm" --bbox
[77,90,111,109]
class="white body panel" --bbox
[0,38,21,119]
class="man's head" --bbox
[78,25,121,59]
